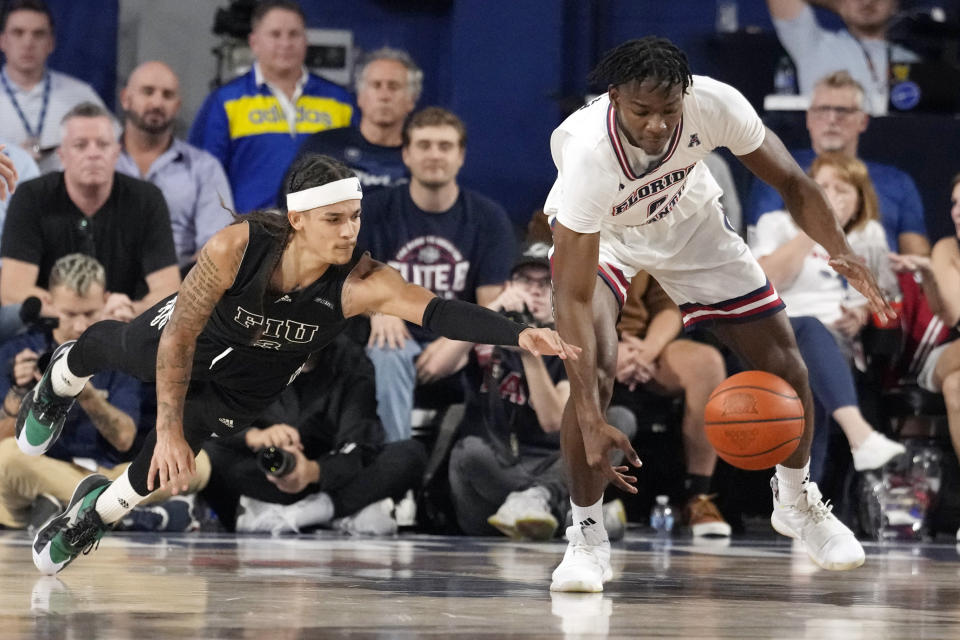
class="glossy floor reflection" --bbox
[1,529,959,639]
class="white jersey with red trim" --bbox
[544,75,765,233]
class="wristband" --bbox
[421,297,526,345]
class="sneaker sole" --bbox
[516,515,558,541]
[771,513,865,571]
[487,515,520,539]
[32,474,109,575]
[692,521,732,538]
[15,341,75,456]
[15,388,53,456]
[550,578,604,593]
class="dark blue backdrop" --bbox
[36,0,960,240]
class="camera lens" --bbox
[256,446,296,477]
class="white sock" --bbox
[570,496,604,529]
[95,469,150,524]
[50,347,92,397]
[776,462,810,505]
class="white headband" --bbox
[286,177,363,212]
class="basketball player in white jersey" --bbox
[546,37,892,592]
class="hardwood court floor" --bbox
[1,529,959,639]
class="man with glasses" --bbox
[0,102,180,323]
[448,241,634,541]
[745,71,928,255]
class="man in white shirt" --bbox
[767,0,918,115]
[0,0,107,172]
[545,37,891,592]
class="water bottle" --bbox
[773,55,797,95]
[912,446,942,495]
[650,495,675,535]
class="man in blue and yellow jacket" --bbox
[189,1,352,212]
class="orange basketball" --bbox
[704,371,804,471]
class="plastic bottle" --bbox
[650,495,675,535]
[773,55,797,95]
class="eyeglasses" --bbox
[809,105,861,120]
[512,274,551,290]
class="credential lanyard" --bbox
[0,69,51,149]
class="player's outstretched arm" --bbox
[151,222,248,493]
[739,127,893,319]
[342,255,580,359]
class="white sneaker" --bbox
[550,524,612,592]
[770,477,865,571]
[334,498,398,536]
[488,486,558,541]
[851,432,907,471]
[236,492,334,535]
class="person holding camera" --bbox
[448,242,635,540]
[201,335,427,536]
[20,153,576,575]
[0,254,147,529]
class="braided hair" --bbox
[588,37,692,94]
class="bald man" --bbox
[116,61,235,272]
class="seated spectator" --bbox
[294,47,420,192]
[116,61,234,274]
[0,254,205,531]
[359,107,516,442]
[201,335,427,535]
[0,102,180,322]
[614,272,731,537]
[766,0,918,115]
[746,71,928,255]
[751,152,905,480]
[189,0,352,212]
[0,0,108,172]
[448,242,633,540]
[890,175,960,539]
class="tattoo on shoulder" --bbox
[168,248,233,333]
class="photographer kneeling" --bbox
[0,254,174,529]
[447,242,636,540]
[201,334,427,535]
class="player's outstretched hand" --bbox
[582,422,642,494]
[829,253,895,321]
[147,430,197,495]
[518,327,581,360]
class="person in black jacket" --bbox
[201,335,426,534]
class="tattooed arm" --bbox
[341,255,580,359]
[149,222,248,493]
[76,385,137,452]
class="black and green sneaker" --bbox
[33,473,111,575]
[16,340,78,456]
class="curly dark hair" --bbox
[588,37,692,94]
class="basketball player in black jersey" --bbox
[17,154,580,574]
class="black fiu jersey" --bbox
[181,220,362,398]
